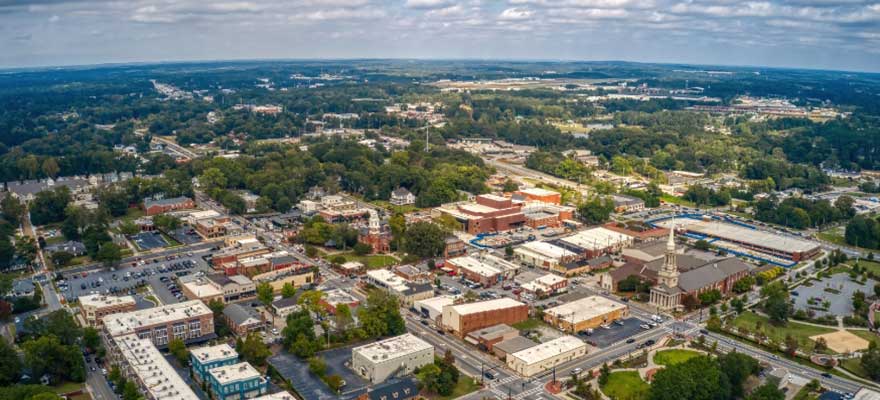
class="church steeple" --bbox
[658,219,679,288]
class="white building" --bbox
[351,333,434,384]
[108,334,199,400]
[414,295,457,321]
[390,188,416,206]
[559,227,634,256]
[507,336,587,377]
[513,241,577,270]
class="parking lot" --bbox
[132,231,170,250]
[581,317,653,348]
[269,353,341,400]
[58,252,211,302]
[169,227,202,245]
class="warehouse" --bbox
[351,333,434,384]
[558,227,634,259]
[441,298,528,337]
[507,336,587,377]
[513,241,577,271]
[658,218,820,262]
[543,296,629,333]
[414,295,457,322]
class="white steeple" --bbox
[658,218,679,288]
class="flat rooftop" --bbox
[181,279,223,298]
[661,219,819,254]
[448,256,502,277]
[114,334,199,400]
[445,298,525,316]
[545,296,627,324]
[560,227,633,251]
[79,293,136,308]
[252,392,296,400]
[353,333,433,362]
[509,335,586,365]
[518,188,559,197]
[415,295,456,312]
[208,362,264,385]
[516,241,576,259]
[191,343,238,364]
[103,300,212,337]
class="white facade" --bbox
[513,241,575,270]
[351,334,434,384]
[507,336,587,377]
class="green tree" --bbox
[353,242,372,256]
[122,381,140,400]
[239,332,271,366]
[732,276,756,293]
[357,289,406,338]
[649,356,730,400]
[308,357,326,377]
[256,282,274,307]
[402,221,447,258]
[168,339,189,365]
[577,196,614,225]
[22,335,85,384]
[860,341,880,381]
[82,327,101,351]
[118,221,140,236]
[748,382,785,400]
[280,282,296,299]
[416,363,442,393]
[334,303,354,334]
[95,242,122,267]
[717,352,759,398]
[0,337,22,385]
[598,363,611,386]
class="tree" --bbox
[334,303,354,334]
[1,196,25,226]
[402,221,447,258]
[50,251,74,267]
[577,196,614,225]
[502,179,519,192]
[699,289,722,306]
[0,337,22,385]
[122,381,140,400]
[358,289,406,338]
[22,335,85,384]
[168,339,189,365]
[256,282,274,307]
[649,356,730,400]
[717,352,759,398]
[598,363,611,386]
[764,292,790,325]
[784,334,799,357]
[324,374,345,393]
[861,341,880,381]
[732,276,756,293]
[82,327,101,352]
[14,236,37,265]
[118,221,140,236]
[308,357,326,377]
[694,239,711,251]
[282,310,320,358]
[239,332,271,366]
[748,382,785,400]
[281,282,296,298]
[731,297,745,314]
[416,363,442,393]
[94,242,122,267]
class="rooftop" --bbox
[353,333,433,362]
[516,241,576,259]
[560,227,633,251]
[366,269,411,292]
[509,335,586,365]
[545,296,627,324]
[190,343,238,364]
[208,362,264,385]
[103,300,212,337]
[78,293,136,308]
[518,188,559,197]
[494,336,538,355]
[661,218,819,254]
[251,392,297,400]
[445,298,525,316]
[113,334,199,400]
[467,324,518,341]
[447,256,502,277]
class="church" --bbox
[602,222,752,312]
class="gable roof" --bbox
[223,303,261,326]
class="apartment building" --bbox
[102,300,214,347]
[78,294,136,328]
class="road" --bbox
[485,157,591,195]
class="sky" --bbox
[0,0,878,72]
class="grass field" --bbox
[660,194,697,208]
[729,312,835,352]
[849,259,880,275]
[512,317,548,331]
[434,377,481,400]
[324,252,398,269]
[652,349,701,366]
[52,382,84,395]
[817,227,846,246]
[600,371,650,400]
[840,358,869,379]
[847,330,880,348]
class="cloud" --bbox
[404,0,454,9]
[498,7,533,20]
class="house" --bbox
[43,241,86,256]
[223,303,264,337]
[390,187,416,206]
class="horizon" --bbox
[1,0,878,73]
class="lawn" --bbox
[600,371,650,400]
[660,194,697,208]
[52,381,84,395]
[847,330,880,348]
[652,349,701,366]
[850,259,880,275]
[324,252,398,269]
[840,358,869,379]
[729,312,835,352]
[817,228,846,246]
[370,200,420,215]
[434,377,481,400]
[512,317,548,331]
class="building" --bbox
[390,187,416,206]
[363,269,433,306]
[105,334,199,400]
[435,194,526,234]
[414,295,457,322]
[190,344,239,383]
[206,362,269,400]
[648,226,751,311]
[78,294,136,328]
[543,296,628,333]
[252,266,315,293]
[519,273,569,297]
[270,297,301,320]
[441,298,528,337]
[351,334,434,384]
[444,236,467,258]
[180,274,256,304]
[507,336,587,377]
[557,227,634,259]
[444,254,519,287]
[102,300,214,347]
[143,197,195,215]
[513,241,577,271]
[358,210,391,254]
[320,288,361,314]
[465,324,519,352]
[493,336,537,361]
[223,303,264,337]
[195,217,243,239]
[515,188,562,205]
[610,194,646,213]
[657,217,821,262]
[238,192,260,213]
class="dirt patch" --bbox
[810,330,870,353]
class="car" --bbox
[271,328,279,335]
[699,329,709,335]
[640,324,650,330]
[626,338,636,344]
[436,329,445,335]
[644,339,656,346]
[420,319,429,326]
[101,368,108,375]
[572,367,583,375]
[613,320,624,326]
[483,372,495,380]
[821,373,832,378]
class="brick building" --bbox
[441,298,528,337]
[143,197,195,215]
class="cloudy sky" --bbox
[1,0,878,72]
